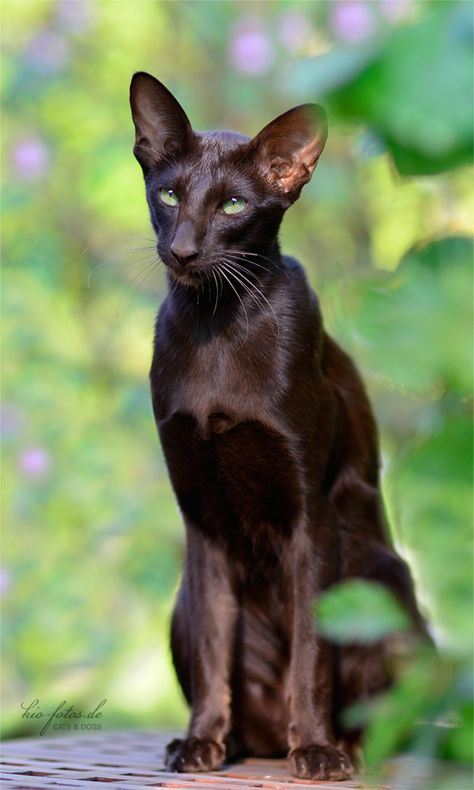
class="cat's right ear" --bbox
[129,72,193,172]
[250,104,328,201]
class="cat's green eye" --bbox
[159,188,179,207]
[221,196,247,215]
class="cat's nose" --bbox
[171,221,199,267]
[170,243,199,267]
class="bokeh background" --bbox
[2,0,473,784]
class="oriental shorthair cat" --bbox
[129,71,426,781]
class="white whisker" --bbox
[223,253,274,276]
[225,249,283,269]
[87,248,161,286]
[211,268,220,318]
[217,265,250,347]
[115,259,158,319]
[221,259,280,341]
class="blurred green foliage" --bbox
[292,2,473,174]
[315,579,410,643]
[1,1,472,785]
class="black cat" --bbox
[129,71,426,781]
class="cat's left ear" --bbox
[130,72,193,172]
[251,104,328,200]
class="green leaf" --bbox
[336,3,473,174]
[362,648,453,767]
[442,702,474,763]
[315,579,410,644]
[292,3,474,175]
[356,237,473,395]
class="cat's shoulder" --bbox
[282,255,305,275]
[281,254,321,313]
[282,255,313,292]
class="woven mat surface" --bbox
[0,729,452,789]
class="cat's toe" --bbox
[165,736,225,772]
[289,743,353,781]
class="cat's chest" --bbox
[152,336,280,432]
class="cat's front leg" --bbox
[287,520,353,781]
[165,522,237,773]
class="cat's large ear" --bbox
[251,104,328,200]
[130,72,193,171]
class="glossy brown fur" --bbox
[129,72,426,781]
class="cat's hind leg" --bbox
[335,538,429,749]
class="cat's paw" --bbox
[289,744,353,781]
[165,736,225,772]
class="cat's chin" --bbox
[169,268,202,289]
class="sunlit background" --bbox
[2,0,473,782]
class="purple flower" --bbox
[380,0,414,23]
[331,1,376,44]
[278,10,312,53]
[229,18,275,75]
[0,568,12,597]
[23,31,69,75]
[55,0,95,34]
[12,138,49,180]
[19,447,51,479]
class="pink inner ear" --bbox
[278,163,311,194]
[268,143,320,194]
[261,123,325,195]
[299,137,323,170]
[270,158,292,178]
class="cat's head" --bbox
[130,72,327,287]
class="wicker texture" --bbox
[1,729,431,789]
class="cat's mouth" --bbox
[168,264,204,288]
